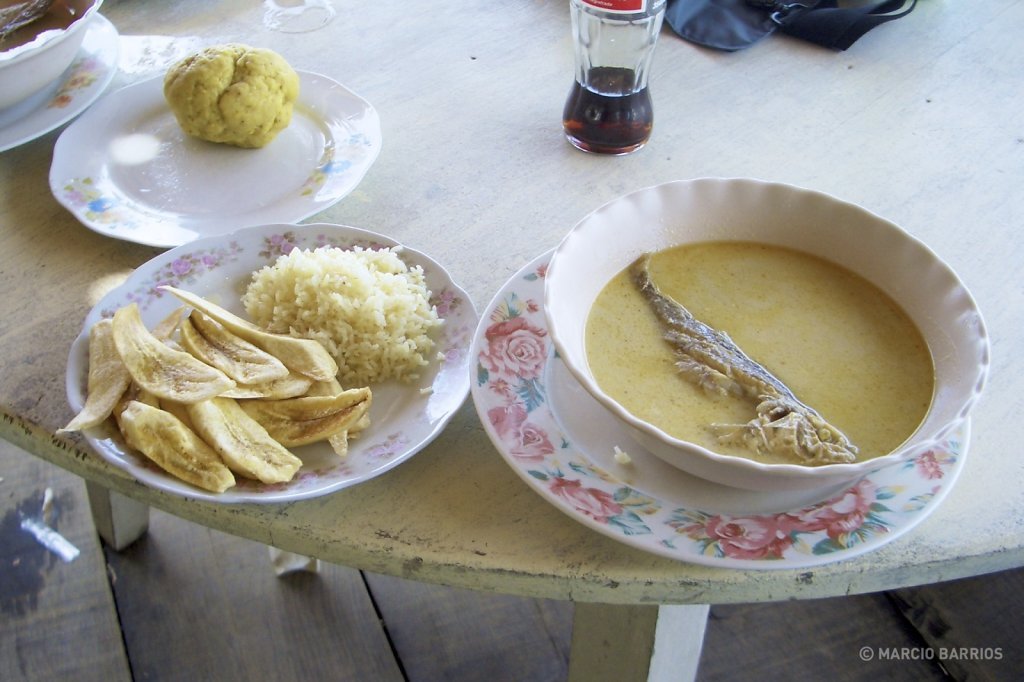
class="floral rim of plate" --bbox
[470,251,967,569]
[0,14,119,152]
[49,71,382,247]
[67,223,477,503]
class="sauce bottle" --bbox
[563,0,666,155]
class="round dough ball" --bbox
[164,44,300,149]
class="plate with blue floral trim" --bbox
[65,223,476,503]
[49,71,381,247]
[470,251,968,568]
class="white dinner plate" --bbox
[470,251,968,568]
[65,223,477,503]
[49,70,381,247]
[0,14,119,153]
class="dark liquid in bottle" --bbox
[563,67,653,155]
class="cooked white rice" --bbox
[242,246,442,386]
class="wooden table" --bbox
[3,1,1022,679]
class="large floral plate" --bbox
[49,71,381,247]
[66,223,477,503]
[471,251,968,568]
[0,14,119,153]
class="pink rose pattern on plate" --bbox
[474,255,965,565]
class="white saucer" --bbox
[65,223,477,503]
[49,70,382,247]
[0,14,119,153]
[470,250,969,568]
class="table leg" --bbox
[85,481,150,550]
[268,546,321,575]
[569,602,710,682]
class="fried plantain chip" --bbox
[151,306,187,340]
[119,400,235,493]
[59,318,133,433]
[306,377,345,396]
[325,414,369,457]
[113,383,163,436]
[238,387,371,447]
[328,431,350,457]
[179,311,290,385]
[159,398,195,431]
[112,303,236,403]
[218,371,313,400]
[187,397,303,484]
[242,388,370,421]
[114,382,159,412]
[162,286,338,382]
[348,412,371,436]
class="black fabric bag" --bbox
[665,0,918,51]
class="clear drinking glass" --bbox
[562,0,666,155]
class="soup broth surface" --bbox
[1,0,90,51]
[584,241,934,464]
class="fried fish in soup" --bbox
[584,241,935,465]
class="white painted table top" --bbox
[2,0,1021,604]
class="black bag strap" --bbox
[773,0,918,51]
[664,0,918,52]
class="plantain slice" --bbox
[112,303,235,403]
[328,431,349,457]
[112,382,159,433]
[161,286,338,382]
[152,306,187,340]
[159,398,195,431]
[348,412,371,436]
[243,388,371,421]
[238,388,371,448]
[117,383,159,410]
[60,319,133,433]
[219,372,313,400]
[187,397,303,484]
[119,400,235,493]
[325,412,371,457]
[179,311,290,385]
[306,377,345,396]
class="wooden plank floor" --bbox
[3,438,1021,681]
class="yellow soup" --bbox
[584,242,935,464]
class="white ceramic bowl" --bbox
[545,178,990,492]
[0,0,101,110]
